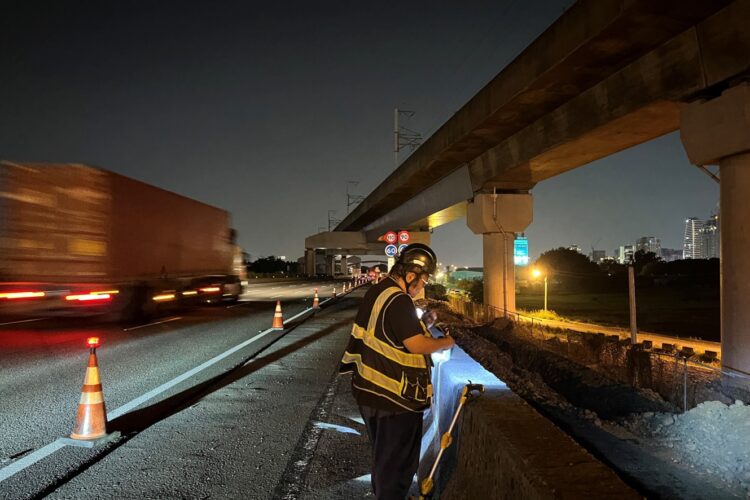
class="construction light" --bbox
[87,337,101,349]
[152,293,176,302]
[199,287,221,293]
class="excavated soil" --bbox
[429,301,750,499]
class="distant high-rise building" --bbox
[699,214,720,259]
[636,236,661,258]
[589,250,606,263]
[661,248,683,262]
[617,245,634,264]
[683,218,705,259]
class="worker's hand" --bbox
[422,309,438,330]
[404,332,455,355]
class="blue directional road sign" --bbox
[514,237,529,266]
[385,244,398,257]
[398,244,408,254]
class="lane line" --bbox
[0,318,45,327]
[0,439,67,482]
[0,297,331,484]
[109,304,317,420]
[284,306,314,324]
[122,317,182,332]
[109,324,278,419]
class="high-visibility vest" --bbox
[340,286,432,412]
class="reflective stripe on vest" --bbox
[340,351,404,395]
[342,285,431,407]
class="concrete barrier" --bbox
[423,345,639,499]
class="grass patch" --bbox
[516,287,719,341]
[520,309,565,321]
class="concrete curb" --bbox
[440,388,640,499]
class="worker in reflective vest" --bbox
[340,243,454,499]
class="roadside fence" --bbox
[444,296,722,412]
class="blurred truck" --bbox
[0,161,243,320]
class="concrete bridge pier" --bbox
[681,84,750,383]
[340,255,348,276]
[304,249,315,276]
[325,254,335,277]
[467,193,533,316]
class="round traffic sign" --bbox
[398,244,408,254]
[398,230,410,243]
[384,231,397,244]
[385,244,398,257]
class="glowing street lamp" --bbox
[531,267,548,311]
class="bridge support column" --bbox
[483,232,516,314]
[681,84,750,381]
[304,249,315,276]
[341,255,348,276]
[467,193,533,316]
[322,254,334,278]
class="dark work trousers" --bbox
[360,406,423,500]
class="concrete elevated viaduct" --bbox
[306,0,750,378]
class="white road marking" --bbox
[0,439,67,482]
[313,421,360,435]
[0,318,45,327]
[109,304,315,420]
[122,317,182,331]
[0,298,332,484]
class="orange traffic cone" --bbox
[332,287,337,298]
[312,289,320,309]
[272,300,284,329]
[71,338,107,440]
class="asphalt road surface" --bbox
[0,278,360,499]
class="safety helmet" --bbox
[396,243,437,276]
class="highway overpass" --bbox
[305,0,750,379]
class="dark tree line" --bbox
[532,247,719,293]
[247,256,298,274]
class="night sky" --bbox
[1,1,719,267]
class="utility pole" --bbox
[393,108,422,168]
[628,264,638,344]
[394,108,399,167]
[346,181,364,214]
[327,210,341,232]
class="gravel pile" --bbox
[625,400,750,494]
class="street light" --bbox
[531,267,548,311]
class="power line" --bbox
[393,108,422,167]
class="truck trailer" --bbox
[0,161,241,319]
